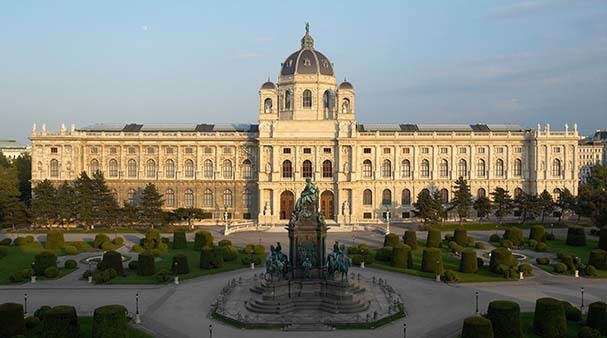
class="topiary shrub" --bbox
[42,305,79,338]
[554,263,567,273]
[44,267,59,278]
[441,269,458,282]
[172,254,189,274]
[155,242,169,254]
[45,231,65,250]
[490,234,501,243]
[64,245,78,255]
[454,228,468,246]
[34,251,57,276]
[501,239,513,249]
[216,245,238,261]
[9,271,25,283]
[92,305,128,338]
[25,315,41,329]
[100,241,114,251]
[34,305,51,320]
[112,237,124,246]
[545,232,556,241]
[0,303,25,338]
[421,248,443,273]
[535,242,548,252]
[155,269,171,283]
[144,229,161,250]
[560,255,575,271]
[518,264,533,277]
[0,246,7,259]
[383,233,400,247]
[536,257,550,265]
[64,259,77,269]
[533,298,567,338]
[0,238,12,246]
[461,316,494,338]
[503,227,524,247]
[562,301,582,322]
[403,230,417,249]
[137,252,155,276]
[426,228,442,248]
[391,244,410,269]
[131,245,144,253]
[357,243,369,255]
[98,251,124,275]
[567,226,587,246]
[448,241,463,254]
[599,228,607,250]
[200,246,214,269]
[529,225,545,242]
[459,249,478,273]
[251,255,262,265]
[529,239,538,248]
[486,300,522,338]
[588,249,607,270]
[578,326,602,338]
[376,247,393,262]
[173,231,187,249]
[489,248,513,274]
[475,242,485,250]
[128,260,138,271]
[477,257,485,268]
[211,246,225,268]
[586,301,607,335]
[254,244,265,255]
[93,234,110,249]
[218,239,232,247]
[194,231,214,250]
[584,265,597,277]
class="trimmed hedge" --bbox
[172,254,189,274]
[173,231,187,249]
[112,237,124,246]
[426,229,442,248]
[376,246,393,262]
[535,242,548,252]
[586,301,607,335]
[599,228,607,250]
[98,251,124,275]
[200,246,214,269]
[588,249,607,270]
[461,316,494,338]
[0,303,25,338]
[503,227,523,246]
[403,230,417,249]
[93,234,110,249]
[137,252,156,276]
[486,300,522,338]
[34,251,57,276]
[64,246,78,255]
[45,231,65,250]
[421,248,443,273]
[529,226,545,242]
[0,238,11,246]
[489,248,513,274]
[562,301,582,322]
[567,226,587,246]
[92,305,128,338]
[42,305,79,338]
[144,229,161,249]
[215,245,238,261]
[454,228,468,246]
[391,244,412,269]
[578,326,602,338]
[64,259,77,269]
[218,239,232,247]
[383,233,400,247]
[533,297,567,338]
[459,249,478,273]
[0,246,7,259]
[211,246,224,268]
[194,231,214,250]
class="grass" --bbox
[532,238,607,278]
[428,222,571,231]
[0,242,80,284]
[520,312,584,338]
[23,316,154,338]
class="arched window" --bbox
[477,159,486,177]
[401,189,411,205]
[323,90,330,110]
[109,159,118,178]
[165,189,175,207]
[420,159,430,178]
[439,159,449,177]
[381,159,392,178]
[382,189,392,206]
[203,189,213,208]
[264,98,272,113]
[282,160,292,178]
[203,160,213,178]
[421,188,430,196]
[223,189,233,208]
[303,89,312,108]
[362,159,373,178]
[513,159,522,177]
[322,160,332,178]
[514,187,523,198]
[401,160,411,178]
[50,159,59,177]
[553,188,561,201]
[128,189,137,206]
[341,98,350,113]
[477,188,486,199]
[146,159,156,178]
[184,159,194,178]
[165,160,175,178]
[302,160,313,178]
[440,188,449,204]
[285,90,292,110]
[552,159,561,177]
[222,159,232,179]
[363,189,373,206]
[90,159,100,174]
[457,159,467,178]
[495,159,504,177]
[243,189,252,208]
[127,159,137,178]
[184,189,194,208]
[242,159,252,179]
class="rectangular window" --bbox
[323,147,332,154]
[204,147,212,154]
[166,147,174,154]
[50,147,58,154]
[496,147,504,153]
[128,147,136,154]
[91,147,98,154]
[440,147,448,154]
[421,147,429,154]
[243,213,252,220]
[223,147,232,154]
[363,148,372,154]
[363,212,372,219]
[553,147,561,153]
[477,147,485,154]
[283,147,291,154]
[185,147,193,154]
[459,147,467,154]
[303,148,312,154]
[383,148,391,154]
[514,147,522,153]
[402,212,410,219]
[109,147,117,154]
[402,148,410,154]
[147,147,155,154]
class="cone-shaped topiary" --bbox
[93,234,110,249]
[200,246,214,269]
[42,305,79,338]
[403,230,417,249]
[137,252,156,276]
[503,227,523,247]
[383,233,400,247]
[426,228,442,248]
[211,246,225,268]
[421,248,443,273]
[34,251,57,276]
[486,300,522,338]
[586,301,607,335]
[171,254,189,274]
[566,226,586,246]
[588,249,607,270]
[173,230,187,249]
[454,228,468,246]
[529,226,545,242]
[92,305,128,338]
[392,244,412,269]
[98,251,124,275]
[599,227,607,250]
[0,303,25,338]
[45,231,65,250]
[194,231,213,250]
[459,249,478,273]
[461,316,494,338]
[489,248,513,274]
[533,297,567,338]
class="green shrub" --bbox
[599,228,607,250]
[0,246,7,259]
[92,269,113,284]
[132,245,144,253]
[137,252,155,276]
[578,326,602,338]
[25,315,41,329]
[45,231,65,250]
[562,301,582,322]
[554,263,567,273]
[533,298,567,338]
[461,316,494,338]
[486,300,521,338]
[584,265,597,277]
[490,234,501,242]
[25,235,34,243]
[112,237,124,246]
[459,249,478,273]
[42,305,79,338]
[441,269,457,282]
[448,241,463,254]
[588,249,607,269]
[517,264,532,277]
[421,248,443,273]
[9,271,24,283]
[376,246,393,262]
[489,248,513,274]
[63,245,78,255]
[357,243,369,255]
[64,259,77,269]
[172,254,189,274]
[200,246,214,269]
[211,246,225,268]
[194,231,213,250]
[566,226,587,246]
[34,251,57,276]
[218,239,232,246]
[529,239,538,248]
[21,268,33,279]
[254,244,265,255]
[403,230,417,249]
[0,303,25,338]
[545,233,556,241]
[14,237,27,246]
[383,233,400,247]
[251,255,262,265]
[503,227,524,246]
[216,245,238,261]
[529,225,545,242]
[391,244,411,269]
[92,305,128,338]
[144,229,161,249]
[477,257,485,268]
[501,240,513,249]
[173,231,187,249]
[100,241,114,251]
[586,301,607,335]
[161,237,170,245]
[454,228,468,246]
[98,251,124,275]
[535,242,548,252]
[0,238,12,246]
[44,267,59,278]
[536,257,550,265]
[155,269,172,283]
[243,244,255,255]
[351,254,363,266]
[93,234,110,249]
[560,255,575,271]
[241,256,251,265]
[128,260,138,270]
[426,229,441,248]
[156,242,169,254]
[475,242,485,250]
[34,306,52,320]
[364,253,375,265]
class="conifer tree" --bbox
[91,171,119,226]
[56,181,76,225]
[538,190,555,223]
[451,176,473,223]
[140,183,164,227]
[413,190,442,224]
[514,191,541,224]
[473,196,492,220]
[74,171,95,228]
[32,179,58,226]
[490,187,513,223]
[557,187,575,222]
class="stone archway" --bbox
[280,191,295,220]
[320,190,334,220]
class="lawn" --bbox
[520,312,583,338]
[533,239,607,278]
[22,316,154,338]
[429,222,571,231]
[0,242,80,284]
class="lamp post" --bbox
[30,262,36,283]
[385,208,391,235]
[475,291,479,315]
[580,287,585,314]
[209,324,213,338]
[24,293,28,317]
[135,292,141,323]
[223,207,229,235]
[435,260,441,282]
[403,323,407,338]
[173,262,179,285]
[88,262,93,283]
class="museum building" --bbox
[30,27,580,226]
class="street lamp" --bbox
[135,292,141,323]
[475,291,479,315]
[31,262,36,283]
[385,208,391,235]
[435,260,441,282]
[173,262,179,285]
[580,287,585,313]
[24,293,28,317]
[403,323,407,338]
[209,324,213,338]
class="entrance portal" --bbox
[320,190,334,220]
[280,191,294,219]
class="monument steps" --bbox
[283,323,334,331]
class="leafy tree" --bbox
[413,190,442,224]
[0,152,10,168]
[0,163,29,228]
[538,190,555,223]
[490,187,513,223]
[473,196,492,220]
[451,177,473,223]
[575,184,595,222]
[120,201,139,226]
[13,154,32,206]
[590,164,607,190]
[557,188,576,222]
[514,192,541,224]
[32,179,58,226]
[56,181,76,224]
[140,183,164,227]
[591,190,607,227]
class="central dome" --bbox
[280,26,334,77]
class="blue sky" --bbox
[1,1,606,143]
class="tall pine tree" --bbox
[74,171,95,228]
[91,172,119,227]
[473,196,492,220]
[140,183,164,228]
[514,191,541,224]
[32,179,58,226]
[538,190,555,223]
[413,190,442,224]
[56,181,76,225]
[451,177,473,223]
[490,187,513,223]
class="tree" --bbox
[91,172,119,227]
[119,201,139,226]
[413,190,442,224]
[56,181,76,225]
[490,187,513,223]
[74,171,95,228]
[13,154,32,206]
[575,184,595,222]
[514,192,541,224]
[537,190,555,223]
[32,180,58,226]
[473,196,492,220]
[590,164,607,190]
[0,163,29,228]
[140,183,164,227]
[451,177,473,223]
[557,188,576,222]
